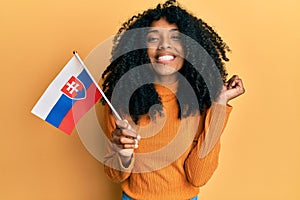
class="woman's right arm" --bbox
[103,106,139,183]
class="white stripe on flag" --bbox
[31,56,83,119]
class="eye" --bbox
[171,34,181,41]
[147,36,159,43]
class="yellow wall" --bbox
[1,0,299,199]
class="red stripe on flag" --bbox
[58,83,102,134]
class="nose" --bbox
[158,35,171,50]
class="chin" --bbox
[152,63,178,75]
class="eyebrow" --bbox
[147,28,179,34]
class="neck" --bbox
[154,74,178,85]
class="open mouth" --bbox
[155,55,175,63]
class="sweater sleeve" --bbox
[102,105,134,183]
[184,102,232,187]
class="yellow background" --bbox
[1,0,299,199]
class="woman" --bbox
[101,0,245,199]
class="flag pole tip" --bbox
[73,50,77,54]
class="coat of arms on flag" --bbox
[61,76,86,100]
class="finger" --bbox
[227,74,238,81]
[226,76,234,89]
[115,119,141,139]
[231,79,241,88]
[122,128,139,139]
[115,119,129,129]
[119,136,136,145]
[231,77,243,88]
[123,143,139,149]
[114,139,138,148]
[112,125,136,138]
[111,135,137,146]
[115,144,137,150]
[113,128,140,141]
[227,75,239,88]
[235,78,246,94]
[228,76,242,88]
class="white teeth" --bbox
[158,55,174,61]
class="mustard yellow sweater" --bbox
[103,83,232,200]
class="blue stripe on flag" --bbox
[77,69,92,87]
[45,94,74,127]
[45,69,94,128]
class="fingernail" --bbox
[136,134,141,140]
[134,144,139,148]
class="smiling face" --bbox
[147,18,184,84]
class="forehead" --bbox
[150,18,178,29]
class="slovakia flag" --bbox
[31,55,102,134]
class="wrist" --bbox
[214,97,228,105]
[118,152,133,168]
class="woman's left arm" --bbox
[184,75,245,187]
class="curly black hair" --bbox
[101,0,230,123]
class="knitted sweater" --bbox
[103,83,232,200]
